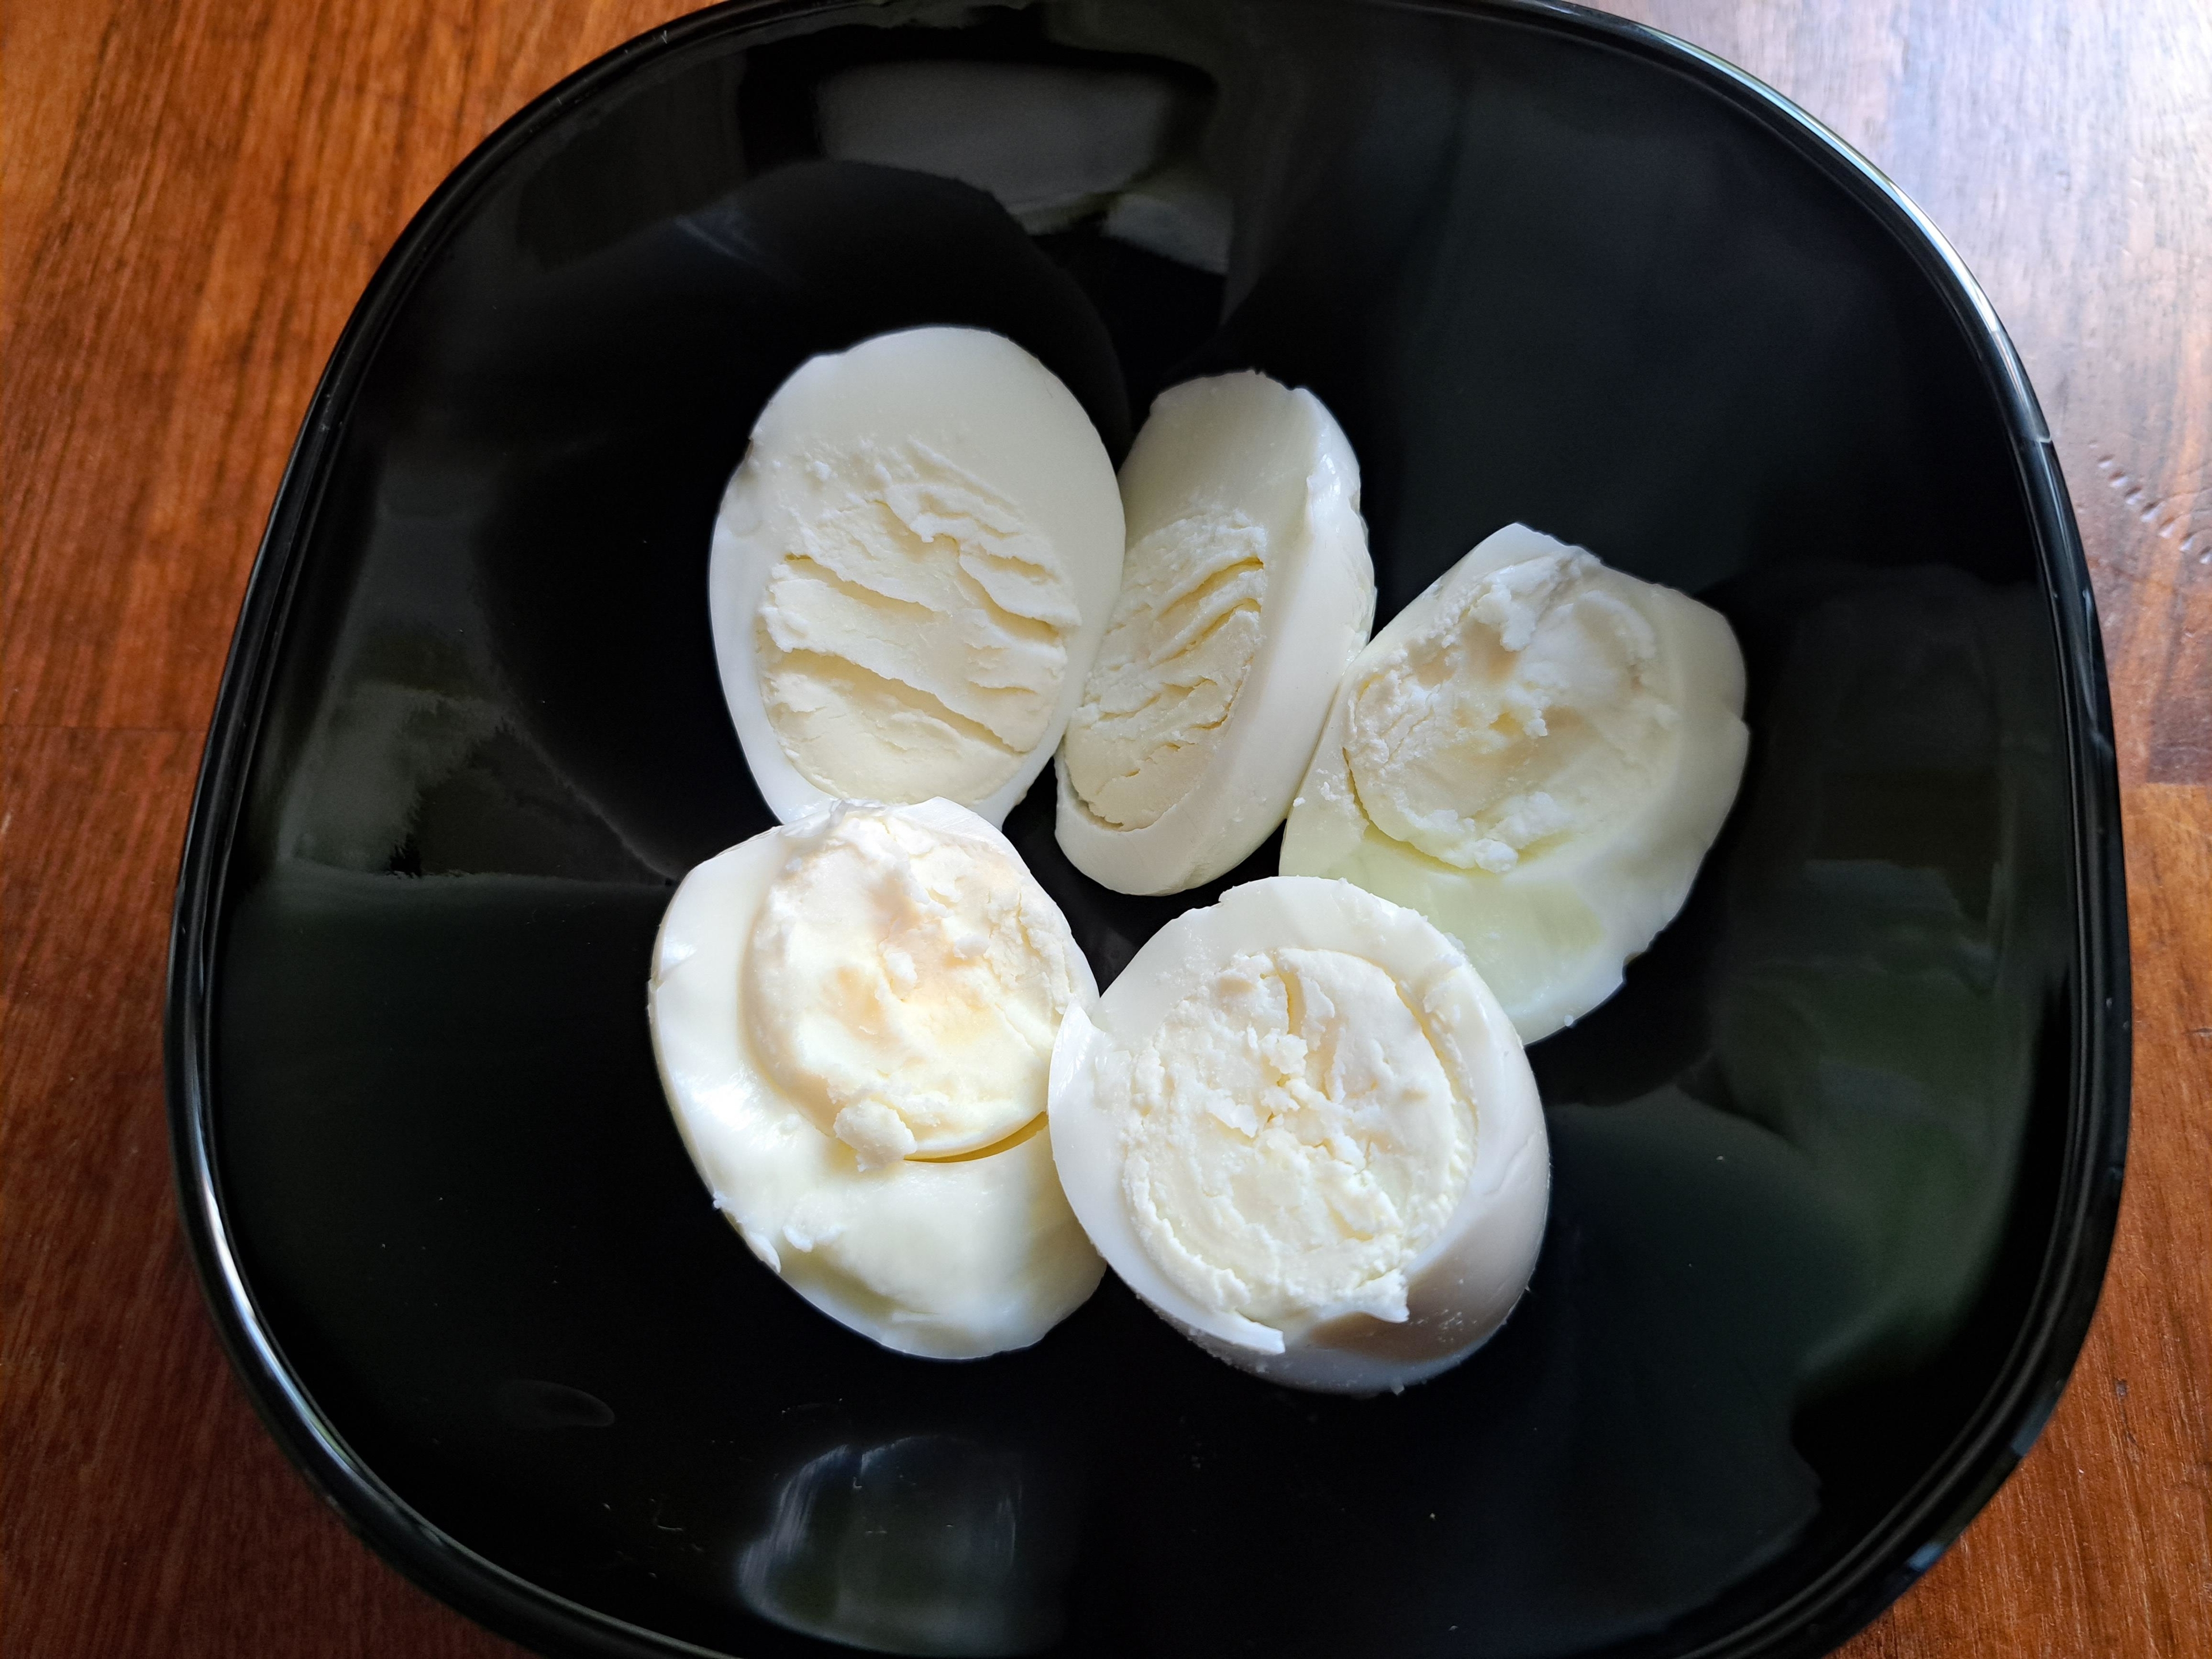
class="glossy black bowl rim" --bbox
[164,3,2131,1656]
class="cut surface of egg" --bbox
[649,798,1104,1358]
[1281,523,1749,1042]
[1055,373,1375,895]
[711,327,1125,828]
[1048,876,1548,1393]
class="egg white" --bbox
[649,800,1105,1359]
[1281,523,1749,1041]
[1055,373,1374,894]
[1049,876,1548,1394]
[711,327,1125,828]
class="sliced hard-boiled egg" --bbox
[1281,523,1749,1042]
[711,327,1125,828]
[1054,373,1375,894]
[649,798,1105,1359]
[1048,876,1548,1394]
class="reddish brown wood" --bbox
[3,3,2205,1655]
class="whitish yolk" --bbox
[1346,547,1677,874]
[753,439,1081,806]
[1062,509,1269,830]
[1117,946,1472,1327]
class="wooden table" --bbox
[3,2,2204,1653]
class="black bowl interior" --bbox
[176,3,2125,1658]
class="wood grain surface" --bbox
[3,2,2205,1655]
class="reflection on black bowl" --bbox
[738,1435,1077,1657]
[168,4,2125,1659]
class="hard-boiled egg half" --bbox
[1048,877,1548,1394]
[1055,372,1375,894]
[711,327,1124,828]
[649,799,1104,1358]
[1282,524,1749,1041]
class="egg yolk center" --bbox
[745,807,1077,1167]
[1117,946,1472,1328]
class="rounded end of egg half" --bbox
[648,798,1105,1360]
[1281,523,1749,1042]
[1054,372,1376,895]
[1048,875,1550,1394]
[709,326,1126,829]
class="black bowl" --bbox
[168,3,2128,1657]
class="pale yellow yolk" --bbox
[744,806,1079,1167]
